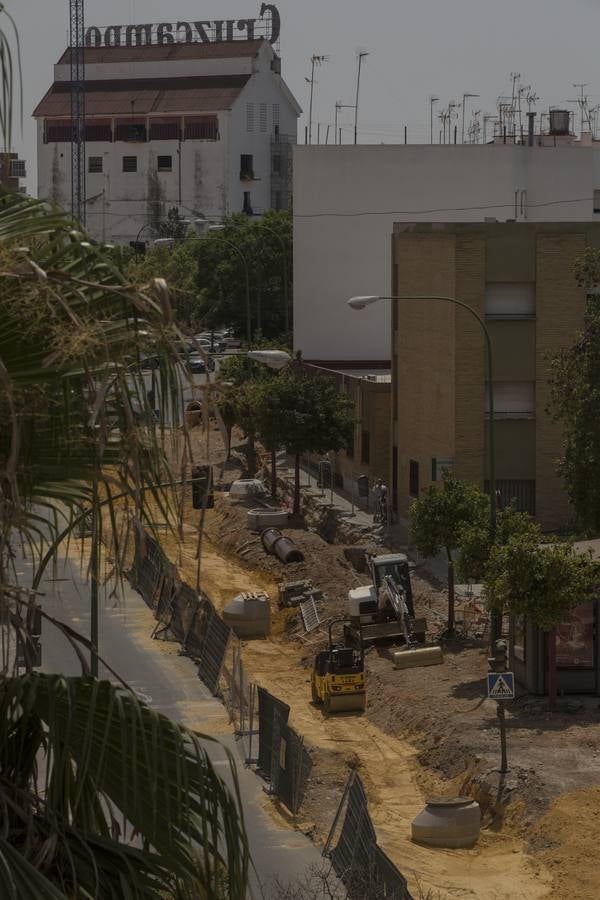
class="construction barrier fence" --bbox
[326,772,412,900]
[129,522,409,893]
[130,522,230,697]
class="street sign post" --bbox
[487,640,512,773]
[487,672,515,700]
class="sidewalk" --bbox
[276,454,450,584]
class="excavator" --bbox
[345,553,444,667]
[346,553,427,645]
[311,618,366,713]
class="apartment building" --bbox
[391,221,600,530]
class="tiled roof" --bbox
[57,39,264,65]
[33,75,250,117]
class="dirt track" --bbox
[157,510,551,900]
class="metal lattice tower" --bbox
[70,0,86,224]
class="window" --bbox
[273,190,282,210]
[594,189,600,214]
[486,382,535,418]
[485,282,535,318]
[184,116,218,140]
[557,604,595,668]
[361,430,370,465]
[272,103,280,128]
[240,154,254,179]
[10,159,25,178]
[246,103,255,133]
[88,156,103,174]
[409,460,419,497]
[243,192,253,216]
[157,155,172,172]
[485,478,536,515]
[122,156,137,173]
[259,103,268,133]
[272,154,281,175]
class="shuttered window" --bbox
[485,283,535,317]
[486,382,535,418]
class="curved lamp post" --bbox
[348,294,498,638]
[208,225,252,347]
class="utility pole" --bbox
[430,96,439,144]
[306,54,329,145]
[70,0,86,224]
[354,51,369,145]
[573,82,590,135]
[461,92,479,143]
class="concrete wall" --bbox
[227,43,298,216]
[293,144,600,363]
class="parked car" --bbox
[187,353,216,374]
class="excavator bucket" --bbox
[393,645,444,669]
[326,692,366,713]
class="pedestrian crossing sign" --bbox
[487,672,515,700]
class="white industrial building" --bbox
[33,38,300,244]
[293,141,600,364]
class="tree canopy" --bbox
[410,472,489,562]
[196,210,292,339]
[484,534,600,631]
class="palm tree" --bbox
[0,11,249,896]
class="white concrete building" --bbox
[33,38,300,244]
[293,143,600,363]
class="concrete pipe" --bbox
[261,528,304,564]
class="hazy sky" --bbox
[9,0,600,194]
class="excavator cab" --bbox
[311,618,366,713]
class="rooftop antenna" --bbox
[461,92,479,143]
[354,50,369,144]
[69,0,86,224]
[483,113,497,144]
[572,82,590,134]
[306,54,329,144]
[430,96,439,144]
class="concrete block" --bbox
[411,797,480,848]
[223,592,271,638]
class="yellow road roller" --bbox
[311,618,366,713]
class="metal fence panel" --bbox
[271,719,313,814]
[197,611,232,695]
[331,774,377,882]
[329,773,412,900]
[257,686,290,780]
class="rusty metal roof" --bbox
[33,75,250,117]
[57,39,264,65]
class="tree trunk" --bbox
[547,626,557,711]
[446,553,455,635]
[226,424,232,460]
[271,448,277,500]
[293,453,301,516]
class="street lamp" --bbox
[348,294,498,630]
[208,225,252,347]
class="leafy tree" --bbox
[252,371,353,515]
[410,473,489,633]
[484,533,600,707]
[457,503,541,582]
[126,237,202,325]
[549,251,600,532]
[196,210,292,340]
[158,206,189,241]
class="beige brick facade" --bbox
[392,223,600,531]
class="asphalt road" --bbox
[23,552,324,899]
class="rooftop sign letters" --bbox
[85,4,280,49]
